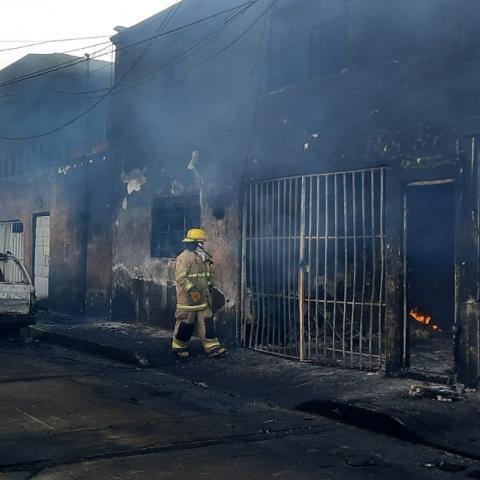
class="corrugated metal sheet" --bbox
[0,222,24,283]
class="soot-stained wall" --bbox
[0,54,113,317]
[0,156,113,317]
[110,0,480,367]
[109,0,261,336]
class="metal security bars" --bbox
[241,168,386,370]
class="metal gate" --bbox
[241,168,386,370]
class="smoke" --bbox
[0,53,112,178]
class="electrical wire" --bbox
[58,0,263,98]
[57,40,113,56]
[113,0,271,97]
[5,58,113,102]
[0,43,113,89]
[0,0,267,140]
[0,35,110,53]
[53,15,243,98]
[0,3,181,141]
[0,1,254,91]
[0,0,255,100]
[191,0,275,69]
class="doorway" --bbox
[33,213,50,309]
[404,181,455,375]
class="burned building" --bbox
[0,53,113,316]
[108,0,480,386]
[0,0,474,385]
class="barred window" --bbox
[150,195,201,258]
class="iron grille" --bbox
[241,168,386,370]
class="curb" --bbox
[26,327,151,368]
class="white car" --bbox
[0,252,37,333]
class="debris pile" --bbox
[408,383,477,402]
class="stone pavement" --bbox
[26,313,480,461]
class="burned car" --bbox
[0,252,37,333]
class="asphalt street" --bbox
[0,339,479,479]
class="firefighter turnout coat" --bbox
[175,249,214,314]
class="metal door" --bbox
[241,168,386,370]
[455,136,480,385]
[33,214,50,302]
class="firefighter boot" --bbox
[200,315,226,358]
[172,321,195,358]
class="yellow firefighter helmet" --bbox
[182,228,206,243]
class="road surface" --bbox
[0,339,478,479]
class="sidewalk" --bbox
[27,313,480,461]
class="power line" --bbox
[0,35,111,53]
[0,35,109,43]
[58,0,262,98]
[111,0,271,97]
[0,3,181,141]
[191,0,275,69]
[0,1,254,91]
[104,0,259,94]
[0,0,266,140]
[54,22,238,96]
[55,40,113,56]
[0,45,113,90]
[7,59,113,102]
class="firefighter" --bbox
[172,228,226,359]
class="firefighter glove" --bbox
[189,289,203,305]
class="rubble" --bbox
[408,383,472,401]
[133,353,151,367]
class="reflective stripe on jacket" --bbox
[174,249,214,311]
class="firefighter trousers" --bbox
[172,307,222,354]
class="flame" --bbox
[409,308,442,332]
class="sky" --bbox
[0,0,180,69]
